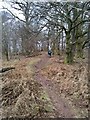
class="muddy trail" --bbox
[33,54,75,118]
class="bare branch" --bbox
[3,7,26,23]
[70,19,89,32]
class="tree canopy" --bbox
[1,1,90,63]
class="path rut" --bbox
[33,54,75,118]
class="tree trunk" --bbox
[65,32,73,64]
[61,30,64,52]
[76,38,84,58]
[6,51,9,61]
[5,43,9,61]
[52,40,55,55]
[76,20,84,58]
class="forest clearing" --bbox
[0,0,90,119]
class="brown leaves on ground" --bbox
[2,58,30,80]
[1,56,54,118]
[1,78,46,118]
[41,56,88,118]
[1,53,89,118]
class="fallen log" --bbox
[0,67,15,73]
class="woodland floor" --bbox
[0,52,89,119]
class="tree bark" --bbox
[65,32,73,64]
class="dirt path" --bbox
[33,53,75,118]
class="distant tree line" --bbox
[1,1,90,63]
